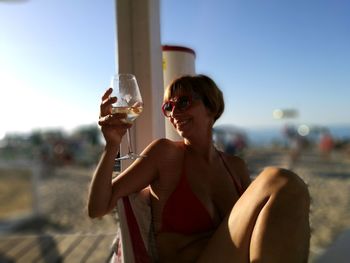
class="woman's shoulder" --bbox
[146,139,184,179]
[149,138,182,148]
[145,138,184,156]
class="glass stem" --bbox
[126,128,133,154]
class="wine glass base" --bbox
[116,153,146,161]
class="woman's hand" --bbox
[98,88,132,148]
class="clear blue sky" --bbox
[1,0,349,139]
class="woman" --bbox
[88,75,310,262]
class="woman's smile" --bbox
[175,118,191,129]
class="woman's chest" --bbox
[153,158,240,228]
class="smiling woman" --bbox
[89,74,310,262]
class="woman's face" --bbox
[163,92,214,139]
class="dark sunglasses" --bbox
[162,95,199,117]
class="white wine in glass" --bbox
[111,74,144,160]
[111,106,143,124]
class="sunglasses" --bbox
[162,95,199,117]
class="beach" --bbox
[1,147,350,262]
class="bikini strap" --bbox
[217,150,243,195]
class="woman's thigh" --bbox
[197,167,310,263]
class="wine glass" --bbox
[111,73,144,160]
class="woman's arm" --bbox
[87,88,128,218]
[106,139,168,212]
[88,89,170,218]
[88,137,164,218]
[88,144,119,218]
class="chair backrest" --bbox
[111,187,153,263]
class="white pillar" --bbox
[115,0,165,168]
[162,45,196,140]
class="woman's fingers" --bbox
[100,88,117,117]
[98,113,132,127]
[101,87,113,101]
[100,96,117,116]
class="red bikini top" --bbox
[160,149,243,235]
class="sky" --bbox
[1,0,350,140]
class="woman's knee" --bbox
[258,167,310,206]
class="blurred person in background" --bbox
[283,125,307,169]
[319,129,334,160]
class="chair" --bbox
[109,187,156,263]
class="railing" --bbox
[0,159,41,233]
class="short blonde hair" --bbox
[164,74,224,122]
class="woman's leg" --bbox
[198,167,310,263]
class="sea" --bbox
[215,124,350,148]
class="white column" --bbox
[115,0,165,168]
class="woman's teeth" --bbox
[177,119,189,126]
